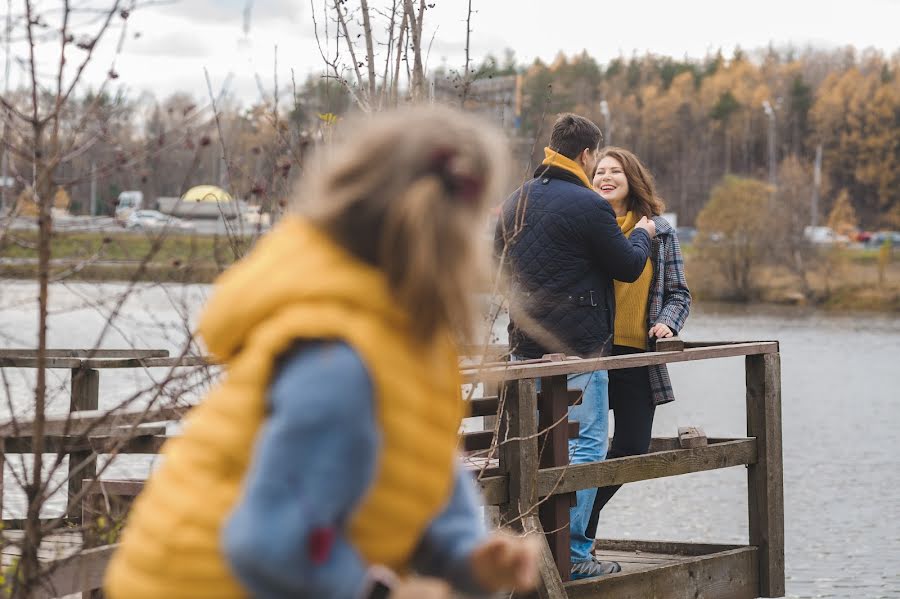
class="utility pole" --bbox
[599,100,612,145]
[1,0,12,215]
[811,144,822,227]
[762,100,777,187]
[90,162,97,216]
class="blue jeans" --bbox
[511,360,610,564]
[565,370,610,563]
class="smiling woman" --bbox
[587,146,692,543]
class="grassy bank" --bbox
[683,246,900,313]
[0,230,251,284]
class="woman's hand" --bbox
[649,323,674,339]
[469,531,540,593]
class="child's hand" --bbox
[392,576,451,599]
[469,531,540,592]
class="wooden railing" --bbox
[0,340,785,599]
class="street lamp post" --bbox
[762,99,777,187]
[599,100,612,145]
[1,0,11,214]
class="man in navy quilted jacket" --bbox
[494,113,655,580]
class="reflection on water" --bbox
[1,283,898,598]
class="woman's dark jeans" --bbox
[585,345,656,540]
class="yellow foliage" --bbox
[827,189,858,236]
[53,186,70,210]
[696,175,773,299]
[15,187,38,217]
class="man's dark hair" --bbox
[548,113,602,160]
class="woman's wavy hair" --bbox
[296,105,509,344]
[597,146,665,219]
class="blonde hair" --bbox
[297,106,509,343]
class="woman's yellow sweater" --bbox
[613,211,653,349]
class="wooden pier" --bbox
[0,339,785,598]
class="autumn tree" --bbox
[827,189,858,236]
[696,176,773,300]
[772,155,830,297]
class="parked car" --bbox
[803,226,849,245]
[125,210,194,232]
[866,230,900,248]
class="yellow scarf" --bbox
[613,211,653,350]
[541,147,594,189]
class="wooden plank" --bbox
[3,428,169,454]
[653,337,684,352]
[593,539,746,557]
[0,349,169,359]
[565,546,759,599]
[0,357,83,369]
[678,426,708,449]
[476,475,507,505]
[0,356,209,369]
[536,439,758,497]
[537,374,573,582]
[469,389,581,419]
[524,515,567,599]
[33,544,117,598]
[467,396,499,417]
[499,379,539,521]
[648,436,738,452]
[0,405,193,439]
[746,353,786,598]
[461,430,494,452]
[460,342,780,383]
[80,356,210,369]
[686,340,779,349]
[68,368,99,522]
[89,434,168,454]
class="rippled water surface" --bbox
[1,283,898,598]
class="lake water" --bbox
[0,282,898,598]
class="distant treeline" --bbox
[308,45,900,227]
[3,46,897,229]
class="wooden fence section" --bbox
[0,340,785,598]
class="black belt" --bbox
[518,289,603,308]
[567,290,599,307]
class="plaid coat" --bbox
[647,216,691,405]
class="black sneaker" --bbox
[571,558,621,580]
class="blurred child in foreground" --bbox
[104,106,539,599]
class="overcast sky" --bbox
[7,0,900,105]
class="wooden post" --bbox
[499,378,538,521]
[537,375,572,582]
[482,378,500,529]
[499,379,567,597]
[746,353,785,597]
[69,367,99,522]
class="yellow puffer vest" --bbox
[104,218,464,599]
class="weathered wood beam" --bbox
[460,342,780,383]
[536,439,757,496]
[593,538,745,557]
[746,353,786,597]
[0,349,169,359]
[0,405,192,439]
[564,546,759,599]
[33,544,117,599]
